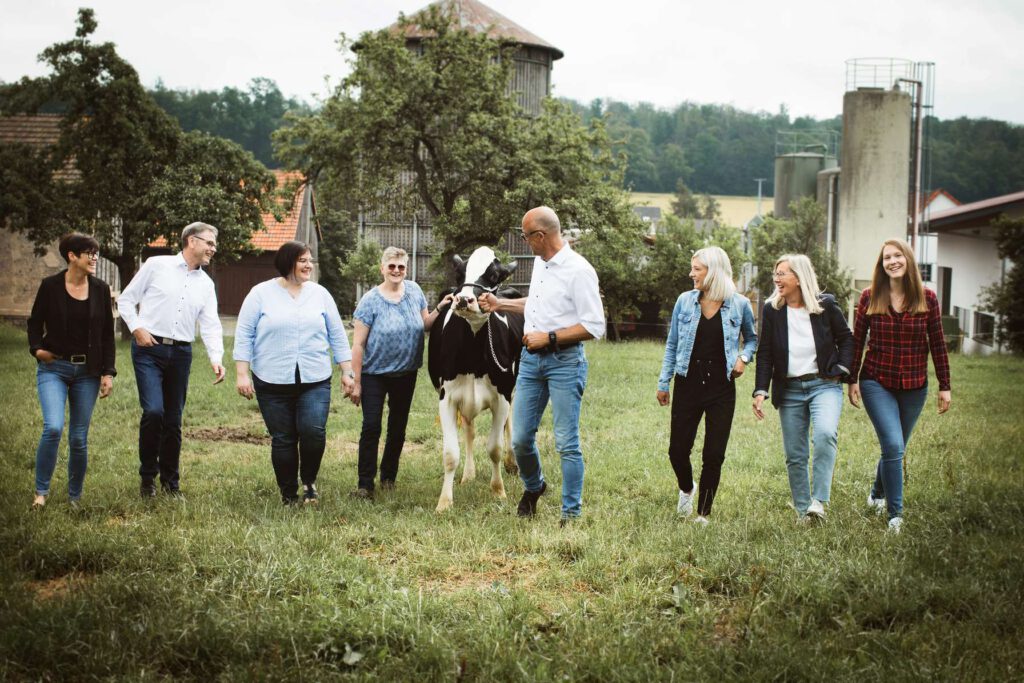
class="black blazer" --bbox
[28,271,117,377]
[753,294,852,407]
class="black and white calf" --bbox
[427,247,524,512]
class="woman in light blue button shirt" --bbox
[234,241,354,505]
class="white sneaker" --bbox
[796,513,811,526]
[807,499,826,520]
[887,517,903,534]
[693,515,709,527]
[677,489,694,516]
[867,493,886,516]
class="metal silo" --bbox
[837,59,913,289]
[773,132,838,218]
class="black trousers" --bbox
[357,372,418,490]
[668,370,736,516]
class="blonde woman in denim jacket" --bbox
[657,247,757,525]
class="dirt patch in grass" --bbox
[28,572,94,602]
[188,426,269,445]
[416,553,549,594]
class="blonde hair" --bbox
[381,246,408,265]
[866,239,927,315]
[767,254,823,314]
[692,246,736,302]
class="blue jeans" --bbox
[34,360,100,499]
[860,379,928,520]
[131,341,192,489]
[254,375,332,500]
[778,377,844,515]
[357,372,417,491]
[511,345,588,518]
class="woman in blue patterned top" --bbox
[234,241,354,505]
[349,247,451,498]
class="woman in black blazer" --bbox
[752,254,853,523]
[27,233,116,509]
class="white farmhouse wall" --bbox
[936,233,1003,355]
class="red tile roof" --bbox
[0,113,79,180]
[254,170,307,250]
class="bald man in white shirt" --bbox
[479,206,606,524]
[118,222,226,498]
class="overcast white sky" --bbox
[3,0,1023,123]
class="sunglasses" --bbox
[386,264,407,272]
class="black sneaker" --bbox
[349,487,373,501]
[140,479,157,498]
[380,480,396,491]
[282,495,299,506]
[303,483,318,505]
[516,481,547,518]
[162,485,183,499]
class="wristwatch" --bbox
[548,331,559,352]
[739,354,750,364]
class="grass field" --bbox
[1,322,1022,681]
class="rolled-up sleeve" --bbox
[573,266,606,340]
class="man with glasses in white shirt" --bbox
[479,206,606,525]
[118,222,226,498]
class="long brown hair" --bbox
[866,239,928,315]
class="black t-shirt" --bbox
[65,292,90,356]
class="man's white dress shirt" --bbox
[524,243,606,340]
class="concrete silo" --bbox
[836,59,914,289]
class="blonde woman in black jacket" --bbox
[27,233,115,509]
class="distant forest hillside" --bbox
[150,81,1024,205]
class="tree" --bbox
[751,197,852,309]
[979,215,1024,353]
[275,5,642,292]
[0,9,274,295]
[671,180,701,219]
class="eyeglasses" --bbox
[192,235,217,249]
[386,264,407,272]
[773,271,793,279]
[77,250,100,260]
[520,230,545,241]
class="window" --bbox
[953,306,970,337]
[973,311,995,346]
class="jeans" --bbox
[34,360,100,499]
[778,377,843,515]
[511,345,588,518]
[131,341,192,489]
[860,379,928,520]
[357,372,418,491]
[254,375,332,500]
[669,372,736,517]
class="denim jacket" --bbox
[658,290,758,392]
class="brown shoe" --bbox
[349,487,373,500]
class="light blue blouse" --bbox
[354,281,428,375]
[233,279,352,384]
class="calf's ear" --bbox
[499,260,518,280]
[452,254,465,267]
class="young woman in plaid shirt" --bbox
[848,239,952,534]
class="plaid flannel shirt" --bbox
[850,288,951,391]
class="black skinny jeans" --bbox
[668,366,736,517]
[357,372,418,490]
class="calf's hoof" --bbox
[435,497,453,513]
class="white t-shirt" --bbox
[786,305,819,377]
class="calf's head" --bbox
[452,247,517,317]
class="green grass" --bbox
[0,322,1022,681]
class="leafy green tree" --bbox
[671,180,701,219]
[979,215,1024,353]
[751,197,851,309]
[0,9,274,295]
[275,5,641,295]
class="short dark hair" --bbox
[275,241,311,277]
[58,233,100,262]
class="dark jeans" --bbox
[132,341,192,489]
[358,372,417,490]
[254,375,332,500]
[668,372,736,516]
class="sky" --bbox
[2,0,1023,124]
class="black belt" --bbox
[56,354,88,365]
[531,342,580,355]
[790,373,838,382]
[156,337,191,346]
